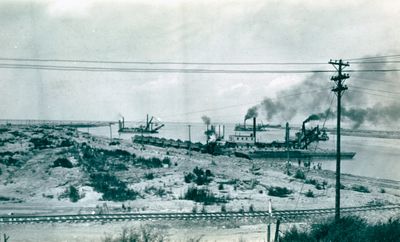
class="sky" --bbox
[0,0,399,127]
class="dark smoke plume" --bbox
[261,98,285,121]
[243,56,400,129]
[303,114,320,124]
[201,115,211,125]
[245,106,258,120]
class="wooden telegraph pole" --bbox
[329,59,349,222]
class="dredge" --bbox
[118,115,164,134]
[131,116,355,160]
[233,116,355,160]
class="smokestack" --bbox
[285,122,290,146]
[244,118,246,129]
[122,117,125,129]
[253,117,256,144]
[223,125,225,139]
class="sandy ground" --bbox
[1,125,400,241]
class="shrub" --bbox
[90,172,139,201]
[53,158,73,168]
[294,169,306,180]
[380,188,386,193]
[144,186,167,197]
[144,172,155,180]
[351,185,370,193]
[221,204,227,213]
[102,226,166,242]
[183,186,227,205]
[184,167,213,185]
[305,189,315,198]
[59,185,80,202]
[268,186,292,197]
[249,204,255,212]
[281,216,400,242]
[135,156,163,168]
[184,172,196,183]
[162,157,171,166]
[218,183,224,190]
[68,185,80,202]
[30,137,53,149]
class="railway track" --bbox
[0,204,399,224]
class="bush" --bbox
[305,189,314,197]
[30,137,53,149]
[220,204,227,213]
[144,172,155,180]
[162,157,171,166]
[185,167,213,185]
[281,216,400,242]
[294,169,306,180]
[183,186,227,205]
[184,172,196,183]
[218,183,224,190]
[90,172,139,201]
[135,156,163,168]
[102,226,166,242]
[268,186,292,197]
[144,186,167,197]
[68,185,80,202]
[352,185,370,193]
[53,158,73,168]
[249,204,255,212]
[59,185,80,202]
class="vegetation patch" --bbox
[294,169,306,180]
[182,186,228,205]
[90,172,139,201]
[281,216,400,242]
[184,167,214,185]
[305,189,315,198]
[268,186,292,197]
[53,158,73,168]
[351,185,370,193]
[58,185,81,202]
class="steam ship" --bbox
[130,115,355,160]
[234,119,281,132]
[118,115,164,133]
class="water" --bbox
[82,122,400,181]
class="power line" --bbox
[350,60,400,64]
[0,63,334,74]
[0,57,330,66]
[351,76,399,85]
[347,89,400,100]
[1,62,400,74]
[158,88,330,120]
[347,85,400,95]
[344,54,400,61]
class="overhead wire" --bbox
[0,57,330,66]
[344,54,400,61]
[347,85,400,95]
[157,88,331,120]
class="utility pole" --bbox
[329,59,349,222]
[188,124,192,156]
[109,123,113,140]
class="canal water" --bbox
[83,122,400,181]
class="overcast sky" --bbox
[0,0,399,125]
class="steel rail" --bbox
[0,205,399,224]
